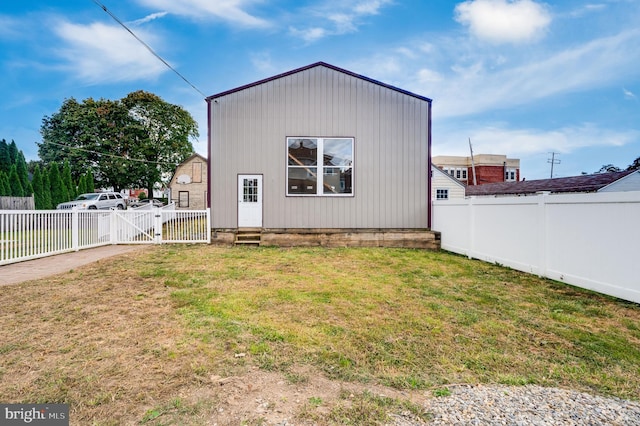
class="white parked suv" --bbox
[56,192,127,210]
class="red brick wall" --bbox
[469,165,506,185]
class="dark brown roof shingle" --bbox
[466,170,636,196]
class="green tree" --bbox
[41,172,52,209]
[16,151,32,196]
[596,164,622,173]
[49,163,68,207]
[627,156,640,171]
[8,140,18,165]
[38,92,197,195]
[32,165,45,209]
[62,159,76,199]
[9,165,24,197]
[0,170,9,196]
[86,169,95,193]
[77,174,87,196]
[122,91,198,197]
[0,139,10,172]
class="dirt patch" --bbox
[201,366,425,425]
[0,251,428,425]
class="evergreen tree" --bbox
[32,165,45,209]
[0,139,10,172]
[49,163,68,207]
[77,174,87,195]
[8,140,18,165]
[0,170,9,196]
[86,169,95,193]
[16,151,32,196]
[42,172,52,209]
[9,165,24,196]
[62,159,75,199]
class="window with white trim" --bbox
[436,189,449,200]
[505,168,517,181]
[287,137,353,196]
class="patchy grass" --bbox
[0,245,639,425]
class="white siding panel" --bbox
[210,65,430,229]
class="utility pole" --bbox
[548,152,561,178]
[468,138,477,185]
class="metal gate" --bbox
[113,207,210,244]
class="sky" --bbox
[1,0,639,180]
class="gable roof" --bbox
[179,152,207,165]
[431,165,465,189]
[466,170,636,196]
[206,62,432,103]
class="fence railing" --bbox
[432,191,640,304]
[0,207,210,266]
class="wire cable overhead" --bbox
[91,0,207,98]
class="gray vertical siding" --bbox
[210,65,430,229]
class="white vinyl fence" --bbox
[432,191,640,304]
[0,205,210,266]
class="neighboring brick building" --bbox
[432,154,520,186]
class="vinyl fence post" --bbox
[110,210,118,245]
[154,208,163,244]
[537,192,550,278]
[72,209,79,251]
[468,196,475,259]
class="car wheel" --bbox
[117,204,125,210]
[88,205,98,210]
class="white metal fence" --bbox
[0,206,210,266]
[432,191,640,304]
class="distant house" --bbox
[433,154,520,185]
[206,62,439,248]
[431,165,465,200]
[168,153,208,210]
[466,170,640,197]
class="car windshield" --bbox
[74,193,99,201]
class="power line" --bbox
[91,0,207,98]
[43,140,180,166]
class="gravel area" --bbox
[409,384,640,425]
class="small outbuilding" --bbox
[168,153,208,210]
[206,62,439,248]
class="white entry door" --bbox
[238,175,263,228]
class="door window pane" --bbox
[243,178,258,202]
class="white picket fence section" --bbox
[432,191,640,304]
[0,205,210,266]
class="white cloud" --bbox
[434,122,638,158]
[289,0,393,43]
[417,68,443,84]
[454,0,551,44]
[433,121,640,178]
[425,29,640,118]
[0,15,22,38]
[129,12,168,26]
[53,21,167,84]
[354,0,390,15]
[623,88,637,100]
[289,26,327,43]
[136,0,270,28]
[568,3,607,18]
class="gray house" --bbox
[206,62,439,248]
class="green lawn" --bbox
[1,245,638,424]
